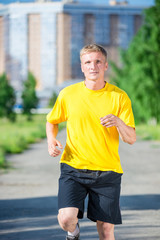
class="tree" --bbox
[0,73,16,121]
[22,72,39,120]
[48,91,58,108]
[110,0,160,124]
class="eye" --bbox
[85,61,90,64]
[96,60,101,64]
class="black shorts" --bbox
[58,163,122,225]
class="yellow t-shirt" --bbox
[47,81,135,173]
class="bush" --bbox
[22,72,39,120]
[2,135,28,154]
[0,73,16,121]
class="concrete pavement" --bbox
[0,128,160,239]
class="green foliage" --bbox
[110,0,160,124]
[48,91,58,108]
[136,124,160,141]
[0,73,16,121]
[22,72,39,120]
[0,114,65,168]
[0,115,45,168]
[0,148,5,168]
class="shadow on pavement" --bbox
[120,194,160,210]
[0,194,160,240]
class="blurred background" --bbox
[1,0,160,167]
[0,0,154,107]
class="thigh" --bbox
[87,171,122,224]
[58,170,88,218]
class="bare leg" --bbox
[58,207,79,232]
[97,221,115,240]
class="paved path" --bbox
[0,128,160,240]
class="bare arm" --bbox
[100,114,136,145]
[46,121,63,157]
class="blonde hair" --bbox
[80,44,107,61]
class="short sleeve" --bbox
[118,92,135,128]
[46,91,67,124]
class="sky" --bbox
[0,0,155,6]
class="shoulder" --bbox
[107,83,130,100]
[59,82,83,98]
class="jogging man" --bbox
[46,44,136,240]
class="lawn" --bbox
[136,124,160,141]
[0,114,65,168]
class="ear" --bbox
[105,62,108,71]
[81,63,84,73]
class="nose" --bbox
[90,61,96,69]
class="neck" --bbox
[84,80,106,90]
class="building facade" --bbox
[0,1,144,106]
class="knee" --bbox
[58,208,78,231]
[58,212,73,230]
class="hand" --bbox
[100,114,120,128]
[48,139,63,157]
[100,114,136,144]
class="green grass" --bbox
[0,114,66,168]
[136,124,160,141]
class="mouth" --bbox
[90,72,98,74]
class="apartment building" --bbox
[0,0,144,106]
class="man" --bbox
[46,44,136,240]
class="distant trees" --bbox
[0,73,16,121]
[48,91,58,108]
[0,71,38,121]
[110,0,160,124]
[22,72,39,120]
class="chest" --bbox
[66,92,120,121]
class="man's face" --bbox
[81,51,108,82]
